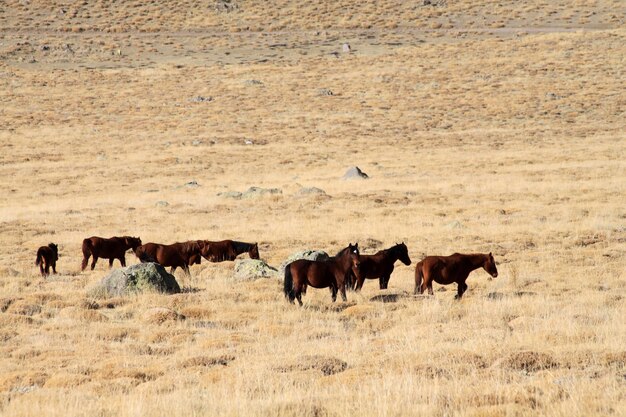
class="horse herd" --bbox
[35,237,498,304]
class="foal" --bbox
[35,243,58,277]
[414,252,498,299]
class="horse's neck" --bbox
[334,252,352,272]
[462,254,487,272]
[232,241,250,255]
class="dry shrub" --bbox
[496,351,559,372]
[0,371,48,391]
[57,307,109,322]
[44,373,90,388]
[179,306,212,319]
[276,355,348,376]
[604,352,626,368]
[179,354,235,368]
[141,307,184,324]
[5,300,42,316]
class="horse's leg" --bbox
[170,266,176,274]
[330,284,338,302]
[44,262,50,276]
[52,261,57,274]
[39,262,45,277]
[91,256,98,270]
[339,280,347,302]
[109,258,114,268]
[81,254,89,271]
[120,255,126,267]
[456,281,468,299]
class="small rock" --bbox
[295,187,327,196]
[217,191,243,199]
[241,186,282,198]
[244,139,254,145]
[445,220,464,229]
[244,79,263,86]
[342,166,369,180]
[185,180,200,188]
[191,140,202,146]
[342,43,351,53]
[155,201,169,207]
[317,88,334,96]
[189,96,213,103]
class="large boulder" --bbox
[279,250,330,276]
[89,263,181,298]
[233,259,279,281]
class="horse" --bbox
[283,243,360,306]
[81,236,142,271]
[199,240,259,262]
[414,252,498,299]
[35,243,58,277]
[135,241,202,276]
[348,242,412,291]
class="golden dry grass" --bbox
[0,1,625,416]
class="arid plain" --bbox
[1,1,625,416]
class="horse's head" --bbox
[348,242,360,269]
[125,236,142,251]
[484,252,498,278]
[395,242,412,266]
[250,243,260,259]
[49,243,59,260]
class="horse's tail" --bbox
[35,249,43,266]
[414,262,423,295]
[283,264,296,302]
[81,238,92,270]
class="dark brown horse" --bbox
[35,243,58,277]
[135,241,202,276]
[414,252,498,299]
[199,240,259,262]
[284,243,360,306]
[81,236,142,271]
[349,242,412,291]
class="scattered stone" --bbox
[88,262,181,298]
[546,92,561,100]
[244,139,254,145]
[370,293,404,303]
[185,180,200,188]
[279,250,330,277]
[233,259,279,281]
[342,166,369,180]
[189,96,213,103]
[295,187,327,197]
[276,355,347,376]
[40,45,50,51]
[241,186,282,198]
[244,79,263,86]
[141,307,184,325]
[155,201,169,207]
[445,220,464,229]
[317,88,334,96]
[191,140,203,146]
[342,43,351,53]
[217,190,243,199]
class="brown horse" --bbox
[349,242,412,291]
[284,243,360,306]
[199,240,259,262]
[35,243,58,277]
[135,241,202,276]
[414,252,498,299]
[81,236,142,271]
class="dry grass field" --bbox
[1,1,625,416]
